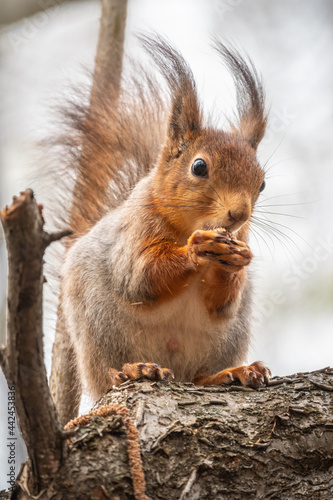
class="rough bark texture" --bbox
[0,191,69,495]
[49,0,128,427]
[2,370,332,500]
[53,372,333,499]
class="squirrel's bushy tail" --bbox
[62,61,166,237]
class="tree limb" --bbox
[0,189,150,500]
[1,368,332,499]
[0,190,68,495]
[92,0,128,99]
[70,0,128,227]
[48,369,333,499]
[0,346,6,376]
[65,404,150,500]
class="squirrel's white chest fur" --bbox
[128,279,227,381]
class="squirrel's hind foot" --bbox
[109,362,174,387]
[194,361,271,389]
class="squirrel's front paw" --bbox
[187,228,252,273]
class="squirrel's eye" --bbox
[259,180,266,193]
[191,159,208,178]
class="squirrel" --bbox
[60,35,271,402]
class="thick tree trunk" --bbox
[2,371,332,500]
[44,372,333,499]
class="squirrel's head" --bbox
[158,130,265,235]
[142,36,267,239]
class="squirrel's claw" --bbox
[188,229,253,272]
[194,361,271,388]
[109,362,175,386]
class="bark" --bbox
[1,190,148,500]
[75,373,333,499]
[91,0,128,98]
[2,371,332,500]
[0,191,70,495]
[49,0,128,426]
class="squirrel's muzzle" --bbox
[223,193,251,232]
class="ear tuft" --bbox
[213,40,267,150]
[139,33,202,154]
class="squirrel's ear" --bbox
[167,91,201,156]
[139,34,202,157]
[214,40,267,150]
[236,103,267,150]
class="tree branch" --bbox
[0,346,6,376]
[92,0,128,98]
[65,404,150,500]
[48,368,333,499]
[1,368,331,499]
[0,190,68,495]
[43,229,73,247]
[71,0,128,224]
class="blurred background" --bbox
[0,0,332,489]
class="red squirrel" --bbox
[61,35,271,401]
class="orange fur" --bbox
[137,237,196,304]
[195,361,271,388]
[109,363,174,386]
[202,268,247,317]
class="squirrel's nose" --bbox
[226,203,251,231]
[228,209,247,224]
